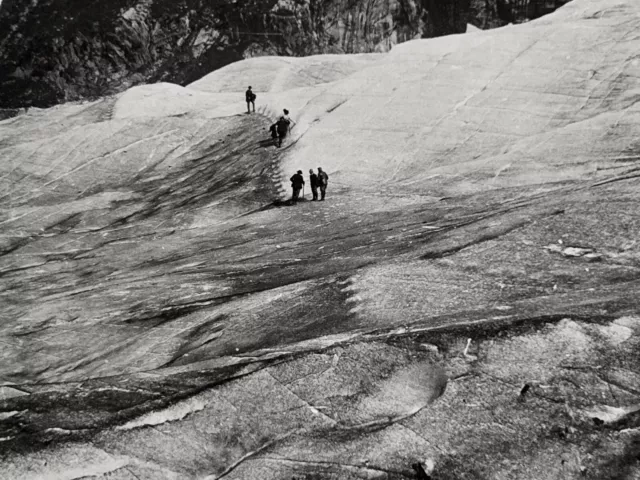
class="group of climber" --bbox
[289,168,328,204]
[246,87,328,204]
[245,86,296,147]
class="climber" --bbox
[276,116,290,147]
[283,108,296,133]
[290,170,305,204]
[317,167,329,201]
[246,86,256,113]
[309,169,319,201]
[269,122,278,144]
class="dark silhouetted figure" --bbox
[276,116,290,147]
[309,169,319,201]
[290,170,305,204]
[317,167,329,200]
[269,123,278,144]
[246,86,255,113]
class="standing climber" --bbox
[317,167,329,201]
[283,109,296,134]
[309,169,319,201]
[290,170,305,204]
[276,116,290,147]
[269,122,278,145]
[246,86,256,113]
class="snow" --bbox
[115,397,207,430]
[187,54,382,93]
[268,0,640,196]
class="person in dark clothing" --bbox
[245,86,255,113]
[317,167,329,200]
[276,116,290,147]
[269,123,278,145]
[290,170,305,203]
[309,169,319,201]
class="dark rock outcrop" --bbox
[425,0,470,36]
[471,0,573,28]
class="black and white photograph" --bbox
[1,0,639,478]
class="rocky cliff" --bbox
[0,0,568,109]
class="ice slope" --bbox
[96,0,640,198]
[2,0,640,478]
[339,5,633,192]
[187,54,383,93]
[183,0,640,196]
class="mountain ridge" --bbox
[0,0,569,109]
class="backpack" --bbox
[277,119,288,133]
[250,92,256,101]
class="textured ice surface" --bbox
[1,1,640,478]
